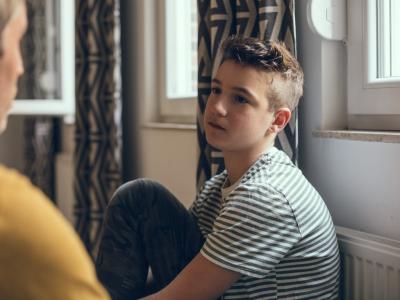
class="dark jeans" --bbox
[95,179,205,300]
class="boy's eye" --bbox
[234,95,249,104]
[211,87,221,94]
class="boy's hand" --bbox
[140,253,240,300]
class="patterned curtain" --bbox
[23,118,58,199]
[75,0,123,257]
[18,0,58,200]
[197,0,297,188]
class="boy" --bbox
[96,36,340,299]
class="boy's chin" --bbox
[205,137,222,151]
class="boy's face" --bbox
[204,60,276,154]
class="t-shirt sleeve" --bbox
[188,183,207,219]
[200,185,301,278]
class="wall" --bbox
[296,2,400,241]
[138,127,197,208]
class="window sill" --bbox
[142,122,196,131]
[313,130,400,144]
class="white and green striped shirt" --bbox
[191,147,340,299]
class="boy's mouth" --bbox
[208,121,226,131]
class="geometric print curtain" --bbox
[23,118,58,200]
[18,0,58,200]
[75,0,123,258]
[197,0,298,189]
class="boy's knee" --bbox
[109,178,165,209]
[114,178,157,195]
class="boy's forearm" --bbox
[138,253,240,300]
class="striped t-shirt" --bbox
[190,147,340,299]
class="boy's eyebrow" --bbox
[212,78,256,99]
[232,86,255,99]
[211,78,221,85]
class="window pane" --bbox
[391,0,400,77]
[377,0,400,78]
[165,0,197,99]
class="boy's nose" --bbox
[210,96,228,117]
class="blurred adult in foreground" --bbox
[0,1,109,299]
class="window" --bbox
[10,0,75,117]
[159,0,197,123]
[347,0,400,128]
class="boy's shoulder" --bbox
[200,170,227,195]
[232,148,315,205]
[242,147,299,184]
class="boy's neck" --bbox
[223,139,275,185]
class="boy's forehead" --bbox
[214,60,274,87]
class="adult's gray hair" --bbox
[0,0,25,56]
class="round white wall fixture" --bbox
[307,0,347,41]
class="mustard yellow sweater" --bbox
[0,165,110,300]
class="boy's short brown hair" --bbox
[221,36,304,111]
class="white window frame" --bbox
[157,0,197,123]
[347,0,400,117]
[10,0,75,117]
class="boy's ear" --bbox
[269,108,291,134]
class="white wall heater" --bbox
[336,226,400,300]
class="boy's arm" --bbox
[141,253,241,300]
